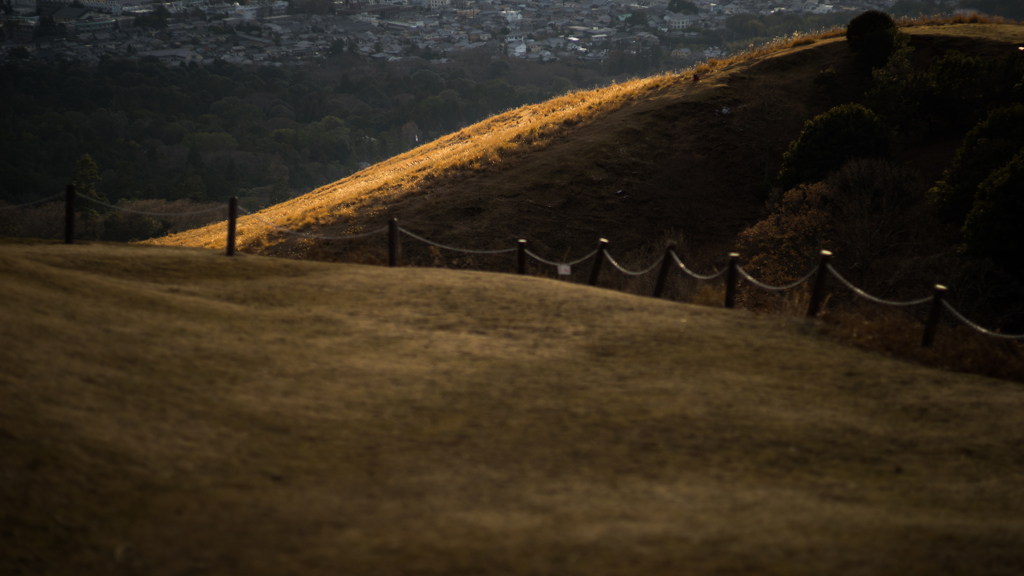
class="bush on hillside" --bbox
[743,159,924,308]
[846,10,909,69]
[823,159,923,287]
[924,50,988,122]
[962,147,1024,272]
[932,104,1024,227]
[867,48,1024,138]
[778,104,890,191]
[863,46,923,135]
[738,182,835,293]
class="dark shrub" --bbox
[962,146,1024,272]
[778,104,890,191]
[932,104,1024,227]
[846,10,907,69]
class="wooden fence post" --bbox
[653,242,676,298]
[921,284,947,347]
[226,197,238,256]
[806,250,833,318]
[64,184,75,244]
[588,238,608,286]
[388,218,399,267]
[725,252,740,308]
[517,239,527,275]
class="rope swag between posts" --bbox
[36,186,1024,345]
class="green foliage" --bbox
[863,44,922,134]
[923,50,988,120]
[605,46,661,76]
[34,16,66,39]
[71,153,107,205]
[866,47,1024,136]
[411,69,445,95]
[0,57,602,207]
[268,177,291,205]
[962,147,1024,271]
[175,175,207,202]
[778,104,890,191]
[182,132,238,152]
[101,210,172,242]
[625,11,648,27]
[667,0,699,14]
[328,38,346,57]
[134,5,169,29]
[550,77,574,94]
[932,105,1024,227]
[726,14,766,38]
[846,10,908,69]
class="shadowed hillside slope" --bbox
[3,241,1024,575]
[151,24,1024,270]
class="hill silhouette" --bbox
[151,23,1024,273]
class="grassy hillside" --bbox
[3,241,1024,575]
[150,22,1024,272]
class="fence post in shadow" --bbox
[64,184,75,244]
[725,252,740,308]
[517,239,527,275]
[226,197,238,256]
[588,238,608,286]
[806,250,833,318]
[921,284,947,347]
[653,242,676,298]
[388,218,399,267]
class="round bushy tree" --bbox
[846,10,907,69]
[932,104,1024,227]
[962,147,1024,271]
[778,104,890,191]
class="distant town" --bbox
[1,0,964,68]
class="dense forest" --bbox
[0,55,584,209]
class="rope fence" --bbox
[398,226,517,255]
[669,251,727,281]
[76,194,229,217]
[0,192,65,211]
[523,248,598,267]
[16,185,1024,346]
[825,264,932,307]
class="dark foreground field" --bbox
[2,241,1023,575]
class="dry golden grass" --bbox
[3,241,1024,575]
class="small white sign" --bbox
[557,264,571,276]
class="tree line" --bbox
[0,56,581,210]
